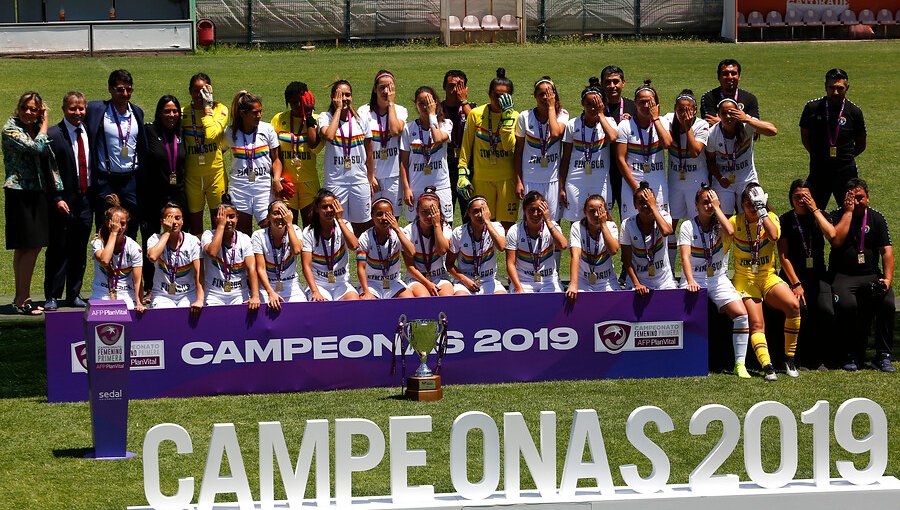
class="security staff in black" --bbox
[800,68,866,211]
[827,178,894,373]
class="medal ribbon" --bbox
[636,121,654,169]
[643,220,657,272]
[110,105,133,155]
[858,208,868,255]
[418,223,434,274]
[825,98,846,148]
[724,134,737,175]
[221,232,237,280]
[290,115,303,159]
[338,112,353,165]
[321,231,336,276]
[376,110,390,148]
[524,221,545,277]
[165,232,183,286]
[190,107,205,153]
[420,124,433,167]
[605,97,624,123]
[585,223,601,273]
[270,227,287,283]
[108,235,126,292]
[164,131,178,180]
[374,230,394,282]
[535,109,549,158]
[469,223,486,277]
[792,211,812,259]
[580,114,598,164]
[486,109,498,154]
[744,217,762,267]
[696,218,715,274]
[242,130,258,179]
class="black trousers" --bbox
[94,172,140,239]
[796,278,836,368]
[831,272,895,361]
[806,165,856,212]
[44,192,93,301]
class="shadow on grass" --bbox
[0,326,48,399]
[52,447,93,459]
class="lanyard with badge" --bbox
[535,109,550,168]
[339,113,354,169]
[321,231,337,283]
[585,223,602,285]
[636,121,654,174]
[376,110,390,161]
[269,227,287,291]
[825,98,845,158]
[744,217,762,274]
[580,114,598,175]
[792,211,815,269]
[221,233,237,292]
[525,221,545,282]
[696,218,716,277]
[374,230,394,289]
[164,232,183,295]
[289,115,305,167]
[420,123,434,175]
[111,105,132,159]
[164,131,179,186]
[642,220,658,277]
[190,107,207,166]
[469,223,486,285]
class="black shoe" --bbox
[875,356,896,373]
[69,296,88,308]
[44,298,58,311]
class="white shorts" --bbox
[151,293,196,309]
[625,274,678,291]
[328,183,372,224]
[373,176,401,216]
[667,184,703,220]
[262,284,308,303]
[230,184,273,224]
[681,273,741,311]
[512,276,563,294]
[360,277,408,299]
[405,187,454,225]
[205,291,247,306]
[453,277,506,295]
[522,181,560,221]
[307,280,357,301]
[562,181,610,222]
[91,291,137,309]
[407,275,454,292]
[620,178,668,218]
[575,272,621,292]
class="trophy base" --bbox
[405,375,442,401]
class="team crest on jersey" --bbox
[737,103,745,111]
[864,224,871,234]
[839,116,847,126]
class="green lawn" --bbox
[0,40,899,294]
[0,41,899,509]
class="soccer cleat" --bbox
[763,364,777,381]
[842,360,858,372]
[785,357,799,378]
[734,362,751,379]
[875,356,896,373]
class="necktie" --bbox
[76,127,88,194]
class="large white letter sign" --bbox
[258,420,330,509]
[197,424,254,510]
[334,418,386,506]
[834,398,888,485]
[743,401,798,489]
[689,404,740,494]
[559,409,615,496]
[620,406,674,494]
[143,423,194,510]
[800,400,831,488]
[503,411,557,498]
[449,411,501,500]
[389,416,434,505]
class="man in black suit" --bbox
[44,92,93,310]
[84,69,147,239]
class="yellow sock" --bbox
[784,315,801,358]
[750,332,771,367]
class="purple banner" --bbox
[46,290,708,403]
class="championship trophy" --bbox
[391,313,448,401]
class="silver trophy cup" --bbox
[402,313,447,378]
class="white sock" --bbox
[733,314,750,364]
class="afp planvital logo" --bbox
[594,320,683,354]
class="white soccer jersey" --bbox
[357,228,403,284]
[516,108,570,183]
[450,222,505,279]
[506,221,559,282]
[147,232,202,296]
[357,103,408,179]
[318,110,372,185]
[569,220,618,281]
[90,236,143,300]
[251,225,303,293]
[620,211,676,289]
[201,230,254,299]
[678,217,731,280]
[664,114,710,188]
[706,121,758,185]
[222,122,280,188]
[301,220,353,285]
[616,117,670,194]
[402,222,452,280]
[562,114,615,190]
[400,118,453,193]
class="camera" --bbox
[869,280,888,297]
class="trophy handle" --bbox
[435,312,449,375]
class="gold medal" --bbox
[585,164,593,175]
[751,263,759,275]
[423,164,432,175]
[380,151,388,161]
[223,281,232,293]
[198,154,207,166]
[588,272,597,285]
[344,159,352,170]
[829,146,837,158]
[706,266,714,277]
[729,174,736,184]
[857,253,865,265]
[806,257,814,269]
[167,282,177,295]
[534,272,542,283]
[169,174,177,186]
[452,147,459,159]
[247,170,256,183]
[109,289,118,300]
[641,162,649,173]
[276,281,283,292]
[679,170,686,181]
[490,154,498,165]
[382,279,390,290]
[327,271,336,283]
[121,146,129,158]
[473,275,481,286]
[648,265,656,277]
[292,157,301,167]
[540,156,548,168]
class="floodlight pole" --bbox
[345,0,351,46]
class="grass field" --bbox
[0,41,899,509]
[0,39,899,294]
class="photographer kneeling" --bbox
[828,178,895,372]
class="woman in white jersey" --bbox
[357,70,407,215]
[252,200,305,310]
[222,90,281,235]
[202,198,260,309]
[400,86,454,224]
[448,196,507,295]
[301,189,359,301]
[514,76,569,219]
[566,194,620,299]
[90,194,144,311]
[319,79,375,237]
[705,98,778,215]
[357,198,415,299]
[506,190,567,293]
[620,182,677,294]
[560,77,619,222]
[146,202,203,311]
[615,80,673,218]
[403,187,453,297]
[679,184,752,379]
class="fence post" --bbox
[345,0,351,46]
[539,0,546,40]
[247,0,253,44]
[634,0,641,35]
